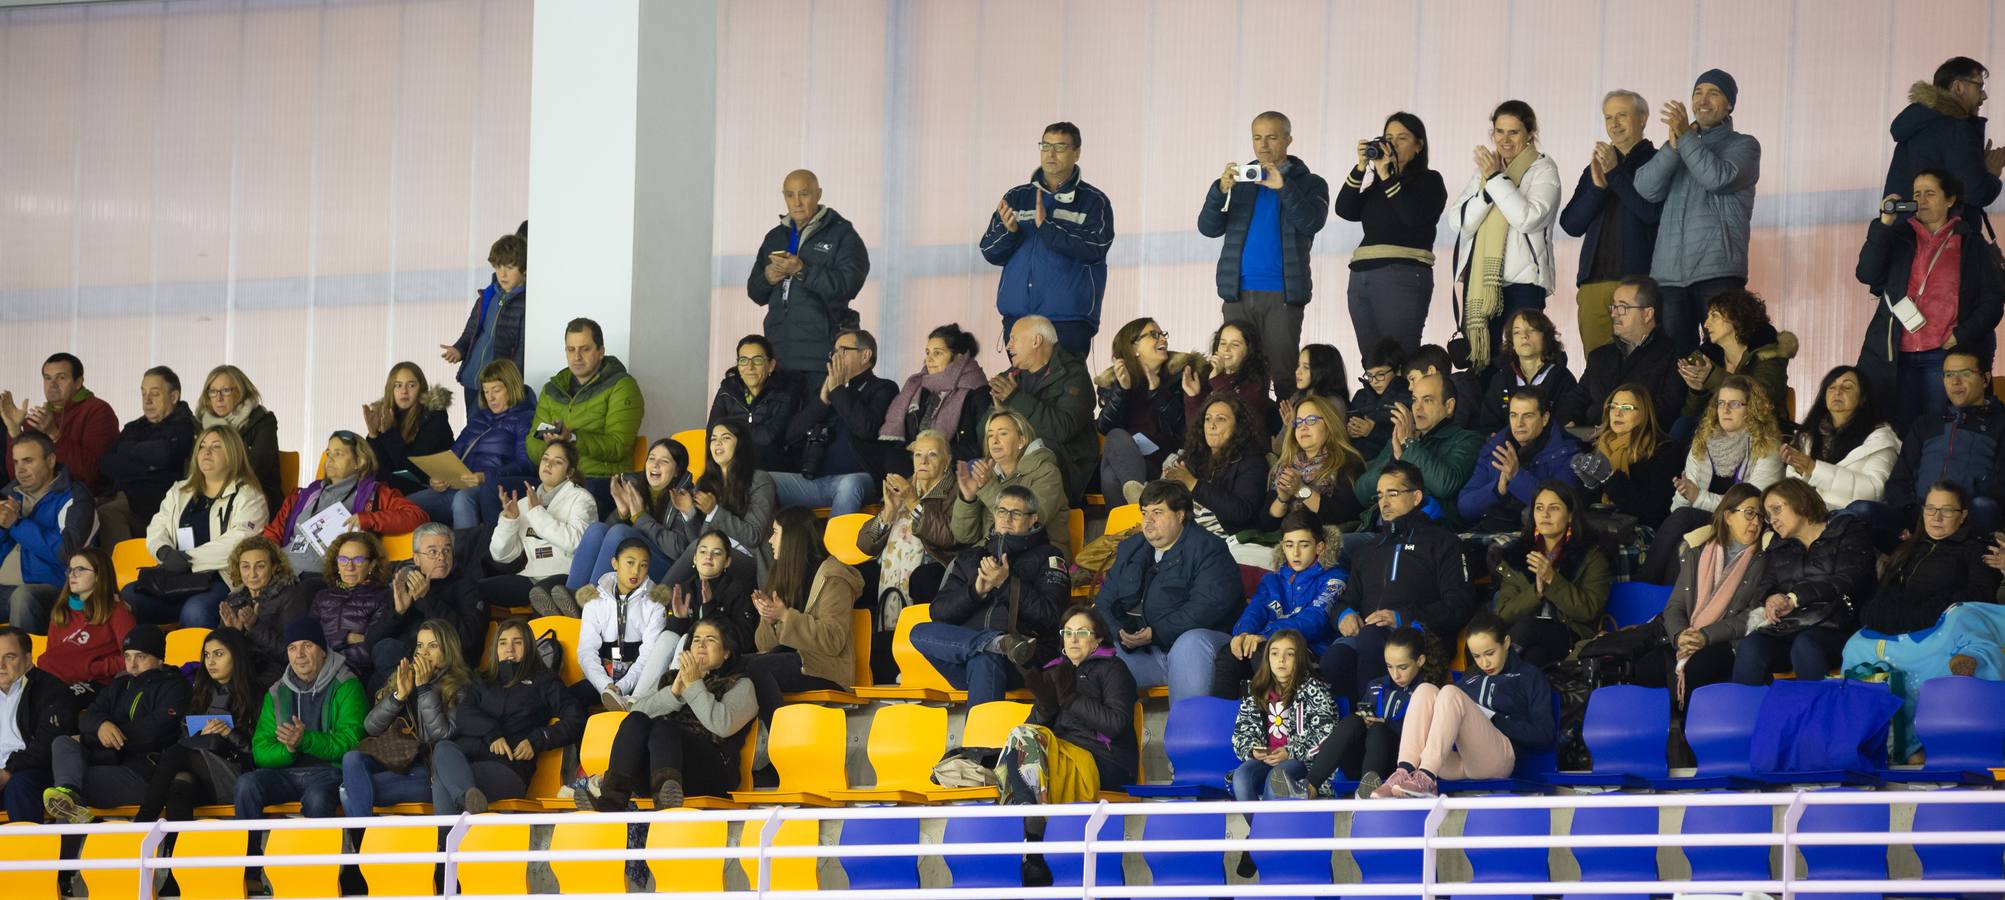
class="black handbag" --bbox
[135,568,215,602]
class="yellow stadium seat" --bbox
[631,435,649,472]
[166,627,211,667]
[822,513,874,566]
[80,832,147,900]
[672,428,707,479]
[1068,508,1084,560]
[828,703,948,804]
[1104,503,1142,538]
[754,818,820,891]
[455,817,530,897]
[920,701,1033,802]
[647,815,729,892]
[852,604,953,702]
[549,821,627,893]
[29,633,45,663]
[381,532,414,562]
[262,827,343,899]
[728,704,844,806]
[170,826,249,900]
[0,822,62,900]
[112,538,157,590]
[277,450,300,494]
[1784,387,1797,422]
[578,711,630,777]
[491,748,564,812]
[529,615,585,686]
[1994,375,2005,403]
[780,610,871,703]
[359,825,437,896]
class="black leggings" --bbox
[1628,642,1736,697]
[1308,714,1402,786]
[136,745,239,822]
[602,714,736,803]
[744,651,840,726]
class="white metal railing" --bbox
[0,790,2000,899]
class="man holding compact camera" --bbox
[981,122,1114,357]
[1856,167,2005,431]
[1198,111,1331,401]
[749,169,872,376]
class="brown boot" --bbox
[594,771,638,812]
[1950,654,1978,677]
[649,768,685,809]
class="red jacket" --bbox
[39,602,136,686]
[261,480,428,545]
[6,389,119,495]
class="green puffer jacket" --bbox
[528,356,646,477]
[251,654,367,769]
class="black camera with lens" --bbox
[1363,137,1394,160]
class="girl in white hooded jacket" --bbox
[1452,100,1561,368]
[576,537,673,711]
[488,440,598,616]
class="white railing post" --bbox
[755,805,784,900]
[1079,799,1111,900]
[135,818,166,900]
[441,811,470,900]
[1419,794,1449,900]
[1780,790,1808,900]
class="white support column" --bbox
[527,0,716,441]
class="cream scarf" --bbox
[1463,148,1540,369]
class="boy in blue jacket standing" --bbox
[981,121,1114,356]
[1208,511,1345,698]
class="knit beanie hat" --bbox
[283,617,327,651]
[122,624,167,662]
[1695,69,1739,109]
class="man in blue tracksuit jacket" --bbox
[1,432,98,632]
[1457,386,1583,534]
[981,121,1114,356]
[1094,481,1241,706]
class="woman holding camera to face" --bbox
[1452,101,1562,369]
[1336,112,1448,362]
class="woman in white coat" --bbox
[1453,99,1561,369]
[121,425,271,628]
[1783,366,1900,510]
[486,439,599,616]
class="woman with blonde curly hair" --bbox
[1639,375,1782,584]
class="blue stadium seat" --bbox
[1453,807,1549,900]
[942,814,1024,888]
[1236,807,1332,900]
[1342,807,1427,900]
[1796,790,1888,900]
[1548,685,1670,787]
[1045,811,1123,887]
[1141,812,1226,887]
[1679,798,1773,884]
[1882,676,2005,784]
[1646,682,1765,790]
[1561,804,1660,900]
[837,818,920,890]
[1125,696,1240,798]
[1604,581,1671,629]
[1912,795,2005,887]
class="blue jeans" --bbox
[234,765,344,819]
[1732,628,1849,685]
[121,578,229,628]
[566,522,672,590]
[1319,624,1393,704]
[909,622,1018,706]
[1894,349,1950,435]
[769,471,876,517]
[1001,316,1097,357]
[1346,262,1433,362]
[339,751,432,814]
[1114,630,1233,705]
[3,584,59,635]
[1231,758,1308,801]
[2,767,51,823]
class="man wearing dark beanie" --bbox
[41,623,190,823]
[232,614,363,821]
[1634,67,1763,355]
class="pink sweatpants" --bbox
[1394,682,1515,780]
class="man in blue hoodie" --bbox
[1885,57,2005,226]
[981,122,1114,356]
[1457,385,1582,535]
[0,433,97,633]
[1198,111,1331,400]
[1095,480,1242,705]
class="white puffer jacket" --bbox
[146,478,270,572]
[1803,423,1901,508]
[1451,152,1562,295]
[489,479,597,578]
